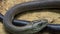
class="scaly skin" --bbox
[1,0,60,34]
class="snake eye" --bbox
[38,23,43,26]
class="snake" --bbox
[0,0,60,34]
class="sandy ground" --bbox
[0,0,60,34]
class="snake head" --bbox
[20,19,48,34]
[31,19,48,33]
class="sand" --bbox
[0,0,60,34]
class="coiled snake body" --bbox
[0,0,60,34]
